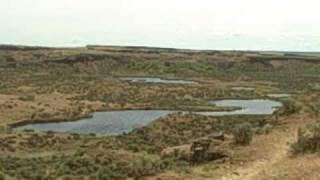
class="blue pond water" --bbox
[121,77,195,84]
[15,99,282,135]
[267,94,291,98]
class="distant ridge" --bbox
[1,44,319,56]
[0,44,52,51]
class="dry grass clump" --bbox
[291,122,320,154]
[232,123,253,145]
[276,100,300,116]
[18,94,35,101]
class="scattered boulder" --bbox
[208,132,225,141]
[190,137,227,165]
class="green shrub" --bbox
[276,100,300,116]
[257,124,273,134]
[127,154,162,178]
[0,172,4,180]
[19,94,35,101]
[232,123,253,145]
[310,103,320,117]
[0,125,10,134]
[291,122,320,154]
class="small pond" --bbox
[231,87,255,91]
[121,77,195,84]
[267,94,291,98]
[15,99,282,135]
[15,111,174,135]
[197,99,282,116]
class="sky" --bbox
[1,0,320,51]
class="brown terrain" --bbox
[0,45,319,179]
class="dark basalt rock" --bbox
[190,137,227,165]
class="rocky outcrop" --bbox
[190,133,228,165]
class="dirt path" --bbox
[222,129,291,180]
[219,113,309,180]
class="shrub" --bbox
[276,100,300,116]
[257,123,273,134]
[127,154,162,178]
[310,104,320,117]
[0,125,9,133]
[19,94,35,101]
[232,123,253,145]
[0,171,4,180]
[291,122,320,154]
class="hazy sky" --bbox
[1,0,320,51]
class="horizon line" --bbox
[0,43,319,53]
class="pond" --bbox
[15,99,282,135]
[121,77,195,84]
[197,99,282,116]
[267,94,291,98]
[231,87,255,91]
[15,111,174,136]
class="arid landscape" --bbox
[0,45,319,179]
